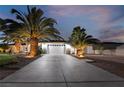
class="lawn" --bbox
[0,54,16,66]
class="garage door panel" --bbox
[48,44,65,54]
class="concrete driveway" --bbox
[1,54,124,87]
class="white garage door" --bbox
[48,44,65,54]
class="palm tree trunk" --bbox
[76,46,86,57]
[81,47,85,57]
[76,48,79,56]
[14,41,21,54]
[76,48,82,57]
[29,37,38,57]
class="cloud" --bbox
[109,6,124,22]
[0,13,7,18]
[49,6,113,29]
[0,13,12,19]
[49,6,124,27]
[100,26,124,42]
[49,6,111,17]
[101,35,124,42]
[48,5,124,42]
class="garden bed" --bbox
[70,54,87,59]
[0,54,16,66]
[86,58,124,78]
[71,54,124,78]
[0,54,40,80]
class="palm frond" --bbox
[70,26,100,48]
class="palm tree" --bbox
[0,18,25,54]
[0,18,5,30]
[11,6,61,57]
[69,26,99,57]
[4,33,25,54]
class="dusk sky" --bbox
[0,5,124,42]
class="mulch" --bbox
[86,58,124,78]
[68,54,124,78]
[0,55,40,80]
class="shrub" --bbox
[0,44,10,53]
[40,49,47,54]
[0,48,4,53]
[0,54,16,66]
[66,49,71,54]
[37,48,47,55]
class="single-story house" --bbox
[39,41,94,55]
[1,41,124,56]
[0,40,93,55]
[92,42,124,56]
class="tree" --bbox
[0,18,25,54]
[11,6,61,57]
[69,26,99,57]
[4,33,25,54]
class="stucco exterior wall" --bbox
[93,45,124,56]
[115,45,124,56]
[86,45,94,54]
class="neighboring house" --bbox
[0,43,29,54]
[115,45,124,56]
[93,42,124,56]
